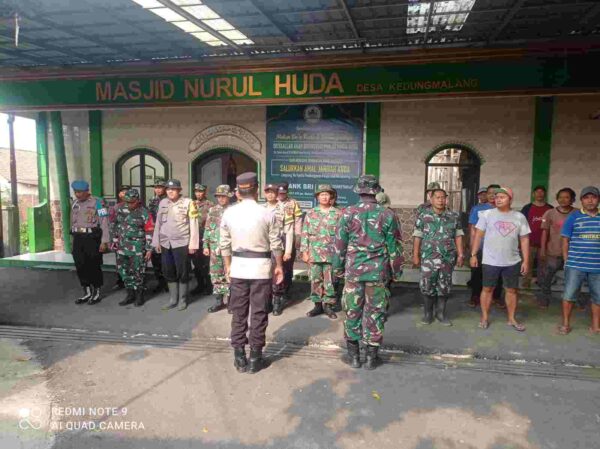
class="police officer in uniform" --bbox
[277,181,303,294]
[70,180,110,305]
[151,179,200,311]
[191,183,214,295]
[148,177,168,293]
[220,173,284,374]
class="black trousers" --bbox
[161,246,191,283]
[72,233,103,288]
[151,251,164,280]
[470,251,503,299]
[282,245,296,291]
[192,252,210,281]
[230,278,271,349]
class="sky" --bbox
[0,113,37,151]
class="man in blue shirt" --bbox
[468,184,503,308]
[560,186,600,335]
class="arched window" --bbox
[116,149,169,206]
[425,144,481,220]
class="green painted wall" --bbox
[365,103,381,177]
[531,97,555,192]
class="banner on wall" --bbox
[266,103,365,209]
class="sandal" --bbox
[478,320,489,329]
[507,322,526,332]
[558,325,572,335]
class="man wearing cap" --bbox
[333,175,404,370]
[111,189,154,307]
[301,184,342,319]
[416,182,441,217]
[413,188,465,326]
[202,185,233,313]
[278,181,303,293]
[220,172,284,374]
[264,183,292,315]
[152,179,200,311]
[70,180,110,305]
[108,184,132,291]
[471,187,531,332]
[191,184,214,295]
[559,186,600,335]
[148,177,168,293]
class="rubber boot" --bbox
[248,348,265,374]
[207,294,226,313]
[162,282,179,310]
[364,344,381,370]
[75,286,92,305]
[88,286,102,305]
[272,295,284,316]
[190,274,204,295]
[134,289,145,307]
[306,302,324,317]
[343,340,361,368]
[421,295,435,324]
[203,275,213,295]
[323,303,337,319]
[119,289,136,306]
[234,347,248,373]
[178,282,189,310]
[435,296,452,326]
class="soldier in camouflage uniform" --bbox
[109,184,131,290]
[148,178,168,293]
[416,182,442,218]
[278,181,303,293]
[301,184,342,319]
[333,175,404,370]
[202,185,233,313]
[329,187,344,311]
[191,183,214,295]
[413,189,465,326]
[264,183,292,315]
[111,189,154,307]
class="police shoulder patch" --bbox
[188,200,199,218]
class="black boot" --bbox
[190,276,204,295]
[272,295,284,316]
[421,295,435,325]
[323,304,337,319]
[134,289,145,307]
[119,289,136,306]
[88,286,102,305]
[203,275,213,295]
[234,347,248,373]
[248,348,266,374]
[364,345,381,370]
[162,282,179,310]
[207,294,226,313]
[343,340,361,368]
[435,296,452,326]
[306,302,324,317]
[153,278,168,293]
[75,286,92,304]
[178,282,189,311]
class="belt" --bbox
[233,250,271,259]
[71,227,97,234]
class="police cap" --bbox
[71,180,89,192]
[166,179,182,189]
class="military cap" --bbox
[426,182,442,192]
[119,184,131,192]
[194,183,207,192]
[124,188,140,202]
[278,181,289,193]
[581,186,599,198]
[166,179,182,189]
[71,180,89,191]
[236,172,258,188]
[375,192,391,207]
[215,184,233,197]
[264,183,278,192]
[153,177,166,187]
[315,183,335,196]
[353,175,382,195]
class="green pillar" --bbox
[51,111,72,253]
[365,103,381,177]
[89,110,103,197]
[531,97,555,191]
[36,112,49,203]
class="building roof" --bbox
[0,148,38,185]
[0,0,599,69]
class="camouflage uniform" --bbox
[191,185,214,294]
[203,200,230,296]
[301,189,342,306]
[333,176,404,352]
[415,182,441,218]
[111,190,154,294]
[413,208,463,296]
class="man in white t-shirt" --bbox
[470,187,531,331]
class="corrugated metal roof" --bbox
[0,0,599,68]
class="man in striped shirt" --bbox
[560,186,600,335]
